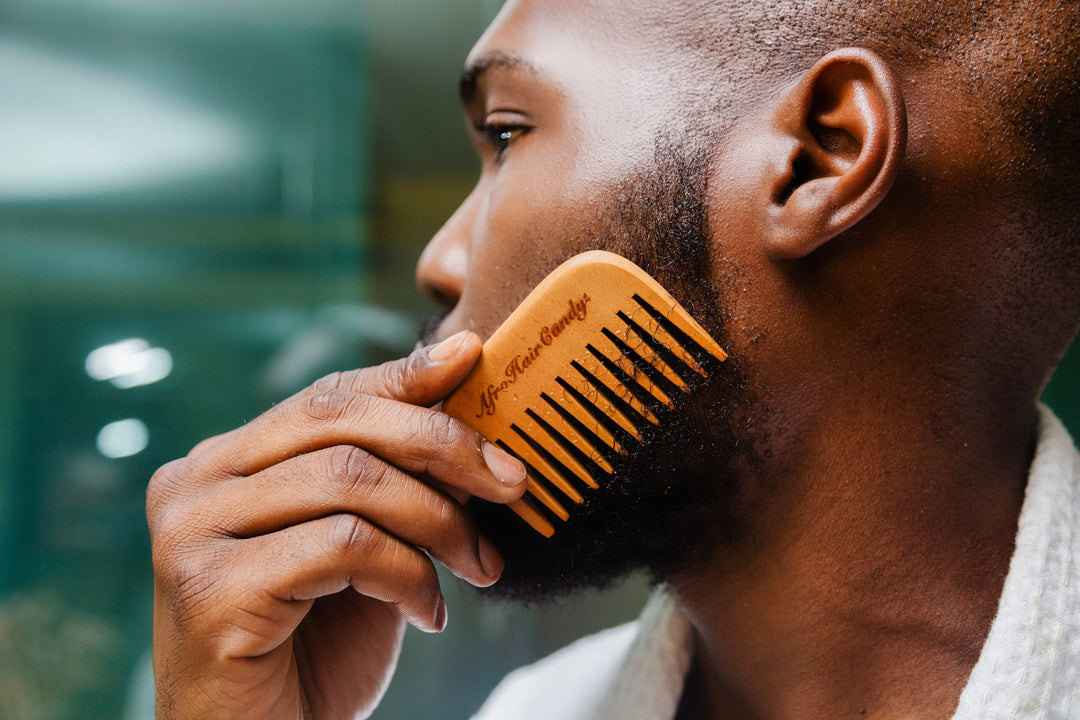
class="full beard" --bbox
[431,133,764,604]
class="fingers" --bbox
[190,331,481,460]
[180,445,505,588]
[147,333,517,720]
[330,330,481,405]
[267,514,446,635]
[190,395,524,501]
[184,333,525,502]
[164,514,448,661]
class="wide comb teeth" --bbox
[442,251,727,538]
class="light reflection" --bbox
[0,34,255,201]
[96,419,150,459]
[86,338,173,389]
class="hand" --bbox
[147,331,526,719]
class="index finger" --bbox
[320,330,482,407]
[190,331,479,461]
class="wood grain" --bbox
[443,251,727,537]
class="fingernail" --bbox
[482,442,526,487]
[428,331,468,362]
[478,536,504,581]
[434,595,448,632]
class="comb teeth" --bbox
[441,251,727,538]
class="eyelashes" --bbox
[476,123,532,162]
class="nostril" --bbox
[418,263,464,307]
[427,285,460,308]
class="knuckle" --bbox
[169,554,218,603]
[147,500,182,546]
[428,491,463,530]
[326,446,380,495]
[146,458,192,533]
[311,370,346,393]
[146,462,225,586]
[374,358,410,395]
[413,482,458,531]
[416,410,458,448]
[166,555,228,628]
[303,387,362,424]
[149,501,207,569]
[327,514,379,558]
[151,526,218,602]
[377,350,427,395]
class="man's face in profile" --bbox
[417,0,763,601]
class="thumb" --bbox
[320,330,482,407]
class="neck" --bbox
[667,375,1035,720]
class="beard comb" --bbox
[442,250,728,537]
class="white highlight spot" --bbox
[96,419,150,459]
[0,35,254,200]
[86,338,173,389]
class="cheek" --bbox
[704,140,780,361]
[459,162,595,334]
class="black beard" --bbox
[455,134,763,605]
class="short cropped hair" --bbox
[665,0,1079,246]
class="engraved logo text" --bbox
[475,293,591,418]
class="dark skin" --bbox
[149,0,1071,718]
[148,337,529,718]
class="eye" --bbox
[479,123,531,162]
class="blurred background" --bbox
[0,1,653,718]
[0,1,1076,718]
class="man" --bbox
[147,0,1080,718]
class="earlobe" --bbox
[766,48,907,260]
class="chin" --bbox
[466,378,755,606]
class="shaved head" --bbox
[659,0,1080,226]
[667,0,1080,155]
[633,0,1080,373]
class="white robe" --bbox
[472,406,1080,720]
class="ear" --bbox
[765,48,906,260]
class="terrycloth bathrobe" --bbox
[472,406,1080,720]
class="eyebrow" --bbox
[459,52,543,105]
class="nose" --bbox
[416,189,478,308]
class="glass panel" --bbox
[0,4,376,718]
[0,3,650,719]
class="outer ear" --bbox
[766,48,906,260]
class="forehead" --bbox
[464,0,686,167]
[467,0,690,95]
[465,0,760,121]
[470,0,659,58]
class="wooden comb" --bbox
[442,250,727,538]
